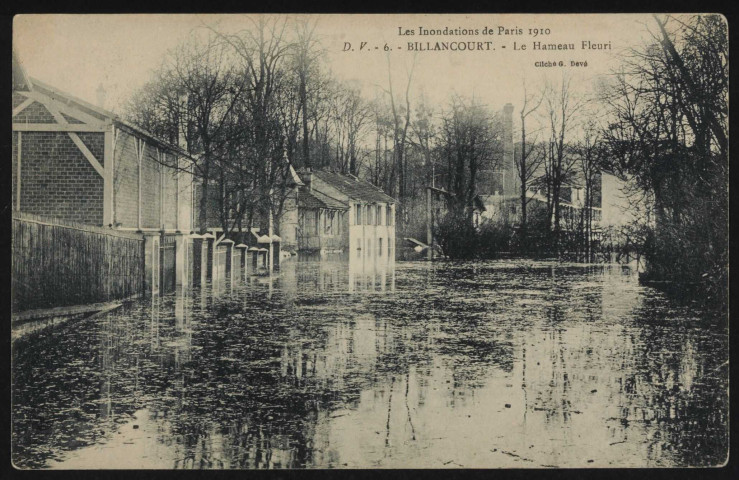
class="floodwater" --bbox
[12,257,728,469]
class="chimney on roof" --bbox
[502,103,514,196]
[178,93,189,151]
[96,83,107,110]
[302,169,313,191]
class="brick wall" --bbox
[113,130,139,227]
[112,131,186,230]
[162,152,178,230]
[61,112,85,124]
[12,132,18,205]
[14,100,57,124]
[12,92,26,110]
[14,131,104,225]
[177,166,194,232]
[140,145,161,228]
[76,132,105,160]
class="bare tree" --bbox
[543,74,585,249]
[409,95,437,188]
[383,53,416,206]
[292,17,323,169]
[126,34,246,234]
[600,14,727,295]
[210,17,297,237]
[515,79,545,249]
[329,83,371,174]
[574,122,601,260]
[438,96,500,219]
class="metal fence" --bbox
[12,211,145,313]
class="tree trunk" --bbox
[520,121,528,250]
[199,178,209,235]
[301,74,310,169]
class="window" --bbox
[365,205,371,225]
[377,205,382,226]
[355,204,362,225]
[386,205,393,226]
[304,210,318,235]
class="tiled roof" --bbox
[298,188,349,210]
[310,170,395,204]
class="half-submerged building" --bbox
[291,169,396,258]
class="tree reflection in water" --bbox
[12,259,728,469]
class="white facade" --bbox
[601,172,636,230]
[348,202,396,260]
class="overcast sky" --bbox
[14,14,655,119]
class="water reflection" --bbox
[11,260,727,469]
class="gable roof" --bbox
[298,188,349,210]
[24,76,194,161]
[310,170,395,204]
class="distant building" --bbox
[600,171,636,231]
[292,169,396,257]
[485,189,602,233]
[477,103,516,203]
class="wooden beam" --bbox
[111,126,120,225]
[136,138,146,230]
[22,89,109,126]
[37,97,67,125]
[16,132,22,210]
[12,97,35,117]
[175,155,180,231]
[25,95,109,190]
[68,133,104,178]
[158,148,164,230]
[103,127,113,226]
[12,123,108,132]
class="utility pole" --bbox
[426,186,433,260]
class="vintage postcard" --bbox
[11,13,728,469]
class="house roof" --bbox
[24,75,194,161]
[309,170,395,204]
[298,188,349,210]
[288,164,304,187]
